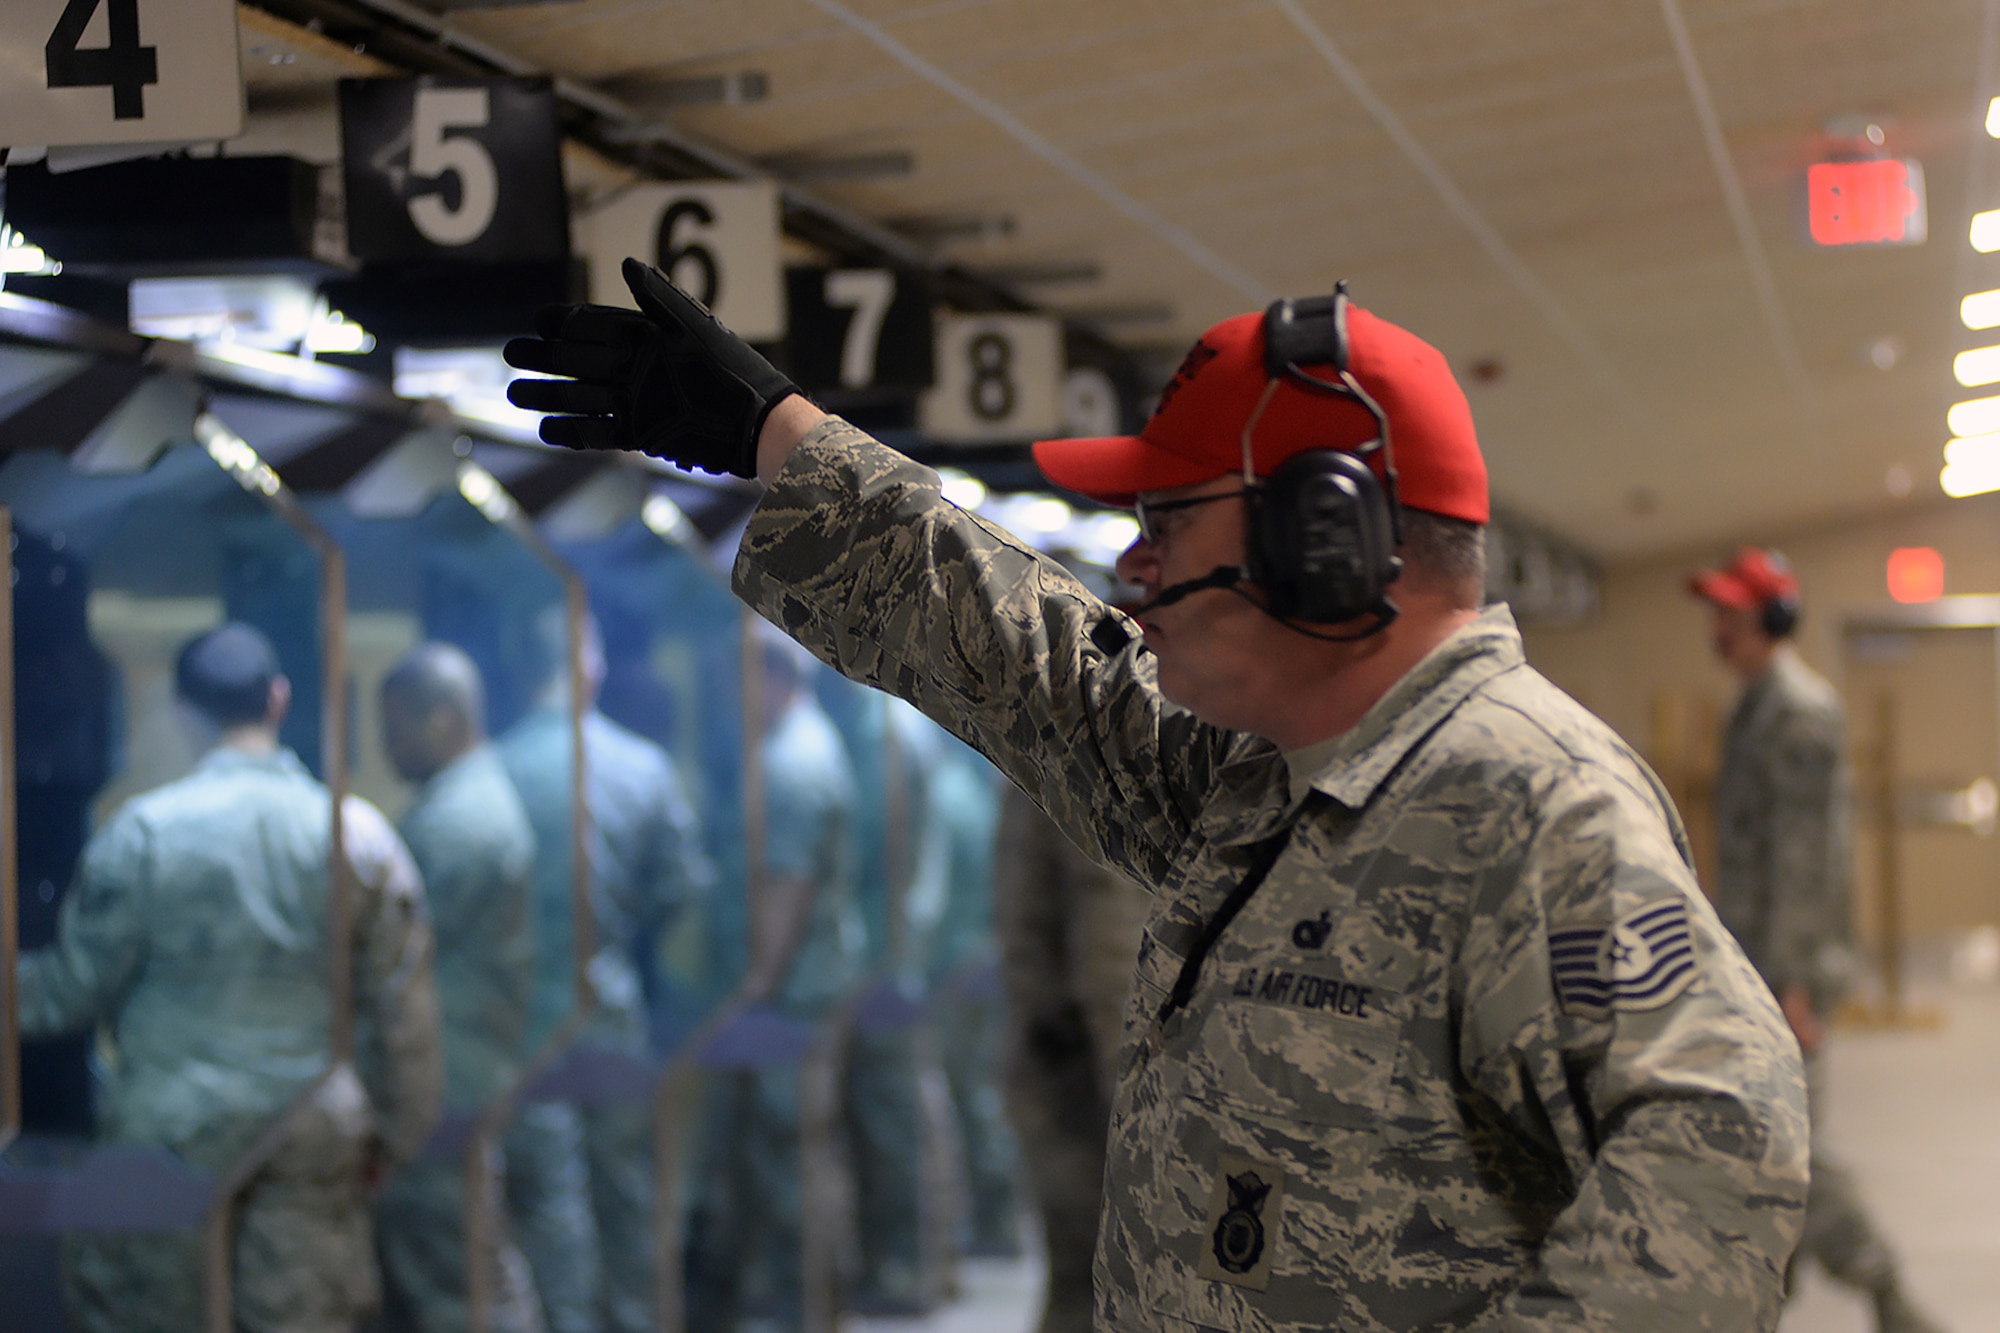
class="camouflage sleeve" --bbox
[1461,773,1809,1328]
[345,797,444,1164]
[17,810,151,1037]
[1760,704,1845,995]
[732,417,1226,890]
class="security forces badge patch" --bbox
[1197,1154,1286,1289]
[1549,894,1699,1017]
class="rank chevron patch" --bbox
[1549,897,1699,1016]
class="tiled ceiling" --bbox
[250,0,2000,558]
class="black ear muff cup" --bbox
[1247,449,1402,624]
[1762,595,1800,639]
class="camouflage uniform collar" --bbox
[1280,603,1526,812]
[196,744,312,778]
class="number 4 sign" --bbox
[919,314,1063,443]
[0,0,243,149]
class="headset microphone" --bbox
[1129,565,1250,618]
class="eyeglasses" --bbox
[1133,488,1247,543]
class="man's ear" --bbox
[266,675,293,728]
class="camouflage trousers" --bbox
[685,1063,825,1331]
[1794,1053,1899,1295]
[502,1096,660,1333]
[843,1023,965,1312]
[374,1139,544,1333]
[935,977,1022,1256]
[62,1162,376,1333]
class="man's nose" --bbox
[1114,537,1158,591]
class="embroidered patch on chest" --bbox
[1549,897,1699,1016]
[1196,1154,1286,1289]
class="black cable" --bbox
[1155,827,1296,1028]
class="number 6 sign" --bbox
[577,181,785,342]
[919,314,1063,443]
[338,77,568,266]
[1,0,243,149]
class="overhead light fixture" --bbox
[1988,96,2000,138]
[1972,209,2000,252]
[641,491,696,545]
[761,150,913,182]
[1955,345,2000,387]
[885,214,1016,244]
[936,469,988,511]
[395,347,543,440]
[611,71,769,107]
[1941,433,2000,497]
[973,260,1102,286]
[0,224,60,278]
[1065,302,1175,326]
[1965,289,2000,330]
[456,461,518,524]
[1947,394,2000,437]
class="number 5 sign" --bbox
[0,0,243,149]
[919,314,1063,443]
[339,78,569,265]
[578,181,785,342]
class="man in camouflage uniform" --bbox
[506,260,1812,1329]
[1693,548,1946,1333]
[375,643,544,1333]
[497,609,713,1333]
[15,622,442,1333]
[993,783,1151,1333]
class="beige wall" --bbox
[1520,489,2000,943]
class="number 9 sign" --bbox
[577,181,786,342]
[1,0,243,149]
[920,314,1063,444]
[338,77,568,266]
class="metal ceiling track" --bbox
[241,0,1148,385]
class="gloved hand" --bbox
[504,257,800,479]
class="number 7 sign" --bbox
[1,0,242,149]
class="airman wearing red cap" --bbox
[1690,550,1946,1333]
[507,264,1809,1330]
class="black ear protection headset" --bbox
[1242,282,1405,633]
[1758,550,1801,638]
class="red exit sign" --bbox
[1807,159,1928,247]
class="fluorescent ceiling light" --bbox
[1947,394,2000,437]
[1964,289,2000,330]
[1942,433,2000,497]
[1988,96,2000,138]
[937,469,987,510]
[1955,346,2000,387]
[1973,210,2000,252]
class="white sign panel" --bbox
[0,0,243,150]
[579,181,785,342]
[920,313,1063,443]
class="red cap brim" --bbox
[1031,433,1233,506]
[1689,570,1757,609]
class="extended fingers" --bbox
[537,415,623,452]
[508,376,621,416]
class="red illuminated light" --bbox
[1887,547,1944,604]
[1807,160,1928,247]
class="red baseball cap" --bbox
[1689,547,1800,609]
[1032,303,1488,524]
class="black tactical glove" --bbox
[504,257,800,479]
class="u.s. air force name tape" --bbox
[1549,896,1699,1016]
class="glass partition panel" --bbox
[1,409,352,1333]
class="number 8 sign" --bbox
[920,314,1063,444]
[1,0,243,149]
